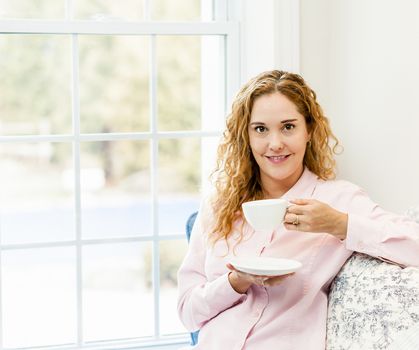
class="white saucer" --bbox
[230,256,302,276]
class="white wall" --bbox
[300,0,419,213]
[237,0,299,84]
[237,0,276,82]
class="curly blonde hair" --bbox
[209,70,340,244]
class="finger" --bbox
[227,266,256,284]
[226,263,236,271]
[286,205,306,215]
[256,276,266,286]
[284,222,301,231]
[226,264,246,275]
[249,274,272,286]
[264,273,295,287]
[283,213,293,224]
[289,198,312,205]
[284,213,302,225]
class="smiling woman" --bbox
[176,70,419,350]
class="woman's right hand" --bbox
[226,263,294,293]
[226,263,263,293]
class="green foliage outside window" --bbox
[0,1,202,194]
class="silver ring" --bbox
[293,215,299,225]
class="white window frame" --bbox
[0,5,240,350]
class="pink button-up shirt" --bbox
[177,169,419,350]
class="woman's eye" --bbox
[282,123,295,132]
[254,126,267,133]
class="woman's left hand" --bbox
[284,199,348,240]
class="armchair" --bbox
[183,210,419,349]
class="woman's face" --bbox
[248,92,310,195]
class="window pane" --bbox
[2,247,76,348]
[75,0,144,20]
[79,35,149,133]
[0,34,71,135]
[159,240,188,335]
[152,0,201,21]
[0,143,74,245]
[157,36,201,131]
[80,140,151,239]
[201,36,226,132]
[0,0,65,19]
[83,242,153,342]
[158,138,201,235]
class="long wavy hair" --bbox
[209,70,340,244]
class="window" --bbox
[0,1,239,349]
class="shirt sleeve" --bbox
[343,187,419,267]
[177,200,245,332]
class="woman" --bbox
[177,70,419,349]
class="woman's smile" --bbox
[265,154,292,164]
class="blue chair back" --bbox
[185,211,199,346]
[186,211,198,242]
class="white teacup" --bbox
[242,198,289,231]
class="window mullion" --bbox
[149,34,161,340]
[65,0,74,20]
[214,0,227,21]
[144,0,151,21]
[225,21,240,114]
[0,21,233,35]
[0,131,221,144]
[71,33,83,347]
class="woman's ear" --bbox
[306,131,312,149]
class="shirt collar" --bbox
[281,167,319,201]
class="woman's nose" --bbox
[268,134,284,151]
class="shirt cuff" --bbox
[344,213,382,256]
[203,273,246,311]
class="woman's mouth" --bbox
[265,154,291,164]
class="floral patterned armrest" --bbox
[406,206,419,223]
[326,253,419,349]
